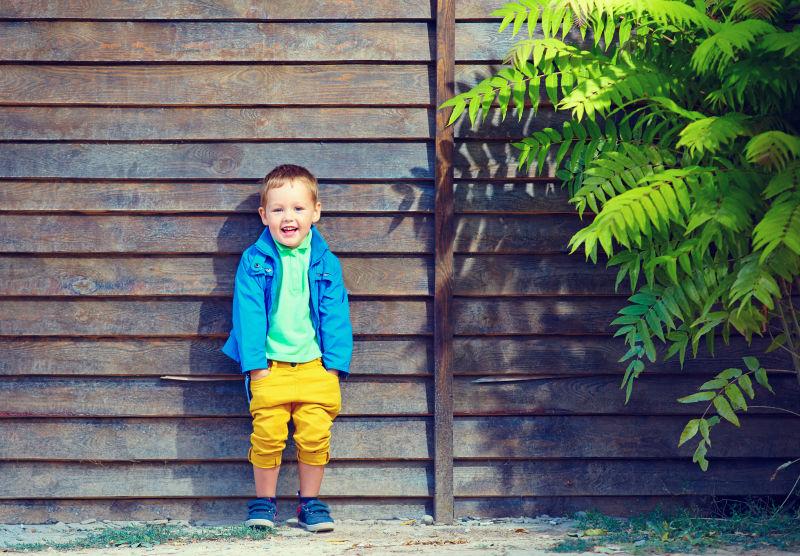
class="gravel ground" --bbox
[0,515,789,555]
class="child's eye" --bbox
[272,208,282,213]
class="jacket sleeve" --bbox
[319,254,354,375]
[231,252,269,373]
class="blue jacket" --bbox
[221,225,353,379]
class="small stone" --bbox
[422,515,434,525]
[538,514,551,520]
[574,511,588,519]
[549,520,558,525]
[19,524,25,529]
[80,518,97,525]
[464,527,471,533]
[634,539,647,547]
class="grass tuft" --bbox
[550,499,800,553]
[5,523,276,552]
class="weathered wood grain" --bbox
[452,335,792,375]
[3,375,796,417]
[0,338,432,376]
[0,461,433,498]
[0,254,615,297]
[0,215,433,254]
[0,181,435,213]
[0,498,431,525]
[2,415,795,461]
[0,21,518,62]
[0,417,432,460]
[454,215,585,253]
[453,297,620,335]
[0,459,790,498]
[0,256,432,296]
[0,65,432,105]
[454,460,797,496]
[0,141,548,179]
[454,182,573,213]
[451,375,800,415]
[0,299,432,336]
[0,142,433,180]
[0,0,434,20]
[0,377,433,417]
[0,106,564,141]
[0,22,433,62]
[454,254,616,295]
[0,107,432,140]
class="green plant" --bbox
[441,0,800,470]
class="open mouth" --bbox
[281,226,299,235]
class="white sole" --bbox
[299,520,334,532]
[245,518,275,528]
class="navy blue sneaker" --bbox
[245,497,276,528]
[297,498,335,532]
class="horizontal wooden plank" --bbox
[0,142,433,180]
[451,375,800,416]
[0,108,432,141]
[0,1,434,20]
[0,21,515,62]
[454,297,620,335]
[0,22,433,62]
[0,417,432,461]
[0,299,432,336]
[3,415,795,461]
[0,181,435,213]
[0,141,544,180]
[455,255,616,295]
[453,335,792,375]
[0,106,563,141]
[0,459,791,498]
[0,336,785,378]
[0,377,433,417]
[0,256,432,296]
[454,215,584,253]
[0,65,432,105]
[454,415,800,459]
[0,461,433,498]
[454,182,573,213]
[0,338,432,376]
[0,498,430,525]
[0,254,615,297]
[3,375,797,417]
[454,460,797,496]
[0,215,433,254]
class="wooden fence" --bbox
[0,0,798,524]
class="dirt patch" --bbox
[0,516,793,555]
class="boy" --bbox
[222,164,353,532]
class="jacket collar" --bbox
[254,224,329,265]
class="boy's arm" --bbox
[319,255,353,376]
[231,253,269,373]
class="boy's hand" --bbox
[326,369,340,377]
[249,368,271,380]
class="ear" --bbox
[312,201,322,223]
[258,206,269,226]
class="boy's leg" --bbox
[297,461,325,497]
[254,465,281,498]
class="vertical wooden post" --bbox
[433,0,455,524]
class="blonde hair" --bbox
[260,164,319,207]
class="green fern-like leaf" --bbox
[692,20,778,75]
[745,131,800,170]
[753,190,800,259]
[676,114,751,156]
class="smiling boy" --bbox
[222,164,353,531]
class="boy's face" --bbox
[258,180,321,249]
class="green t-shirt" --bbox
[265,229,323,363]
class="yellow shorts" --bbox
[247,357,341,468]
